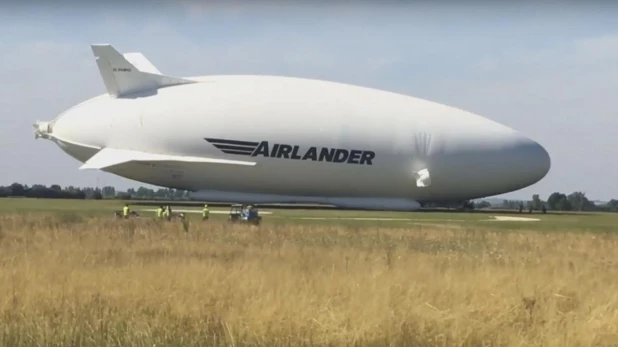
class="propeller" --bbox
[33,120,52,140]
[33,121,41,139]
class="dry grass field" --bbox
[1,211,618,346]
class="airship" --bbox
[33,44,550,211]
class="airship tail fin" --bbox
[90,44,196,98]
[80,148,257,170]
[122,52,161,75]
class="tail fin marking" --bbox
[90,44,196,97]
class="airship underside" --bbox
[33,44,551,211]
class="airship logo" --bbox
[204,138,375,165]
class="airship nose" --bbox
[35,106,103,163]
[436,130,551,197]
[512,137,551,185]
[481,133,551,193]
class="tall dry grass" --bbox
[1,213,618,346]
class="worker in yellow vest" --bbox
[202,204,209,221]
[122,204,130,219]
[156,205,164,219]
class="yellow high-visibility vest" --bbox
[123,206,129,216]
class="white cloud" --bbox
[476,55,499,72]
[173,0,297,18]
[571,34,618,63]
[474,33,618,71]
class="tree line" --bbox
[0,183,191,201]
[477,192,618,212]
[2,183,617,212]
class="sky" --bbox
[1,1,617,201]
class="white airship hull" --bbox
[34,44,551,210]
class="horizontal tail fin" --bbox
[91,44,196,98]
[80,148,257,170]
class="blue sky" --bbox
[1,1,618,201]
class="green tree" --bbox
[102,186,116,198]
[531,194,542,210]
[556,197,572,211]
[567,191,594,211]
[547,192,567,210]
[9,183,25,196]
[476,200,491,209]
[606,200,618,212]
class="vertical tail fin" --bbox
[122,52,162,75]
[91,44,196,98]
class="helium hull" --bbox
[33,44,551,210]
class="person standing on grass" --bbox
[166,205,172,221]
[122,204,130,219]
[202,204,209,221]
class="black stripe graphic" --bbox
[204,137,259,156]
[213,144,257,151]
[204,138,260,147]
